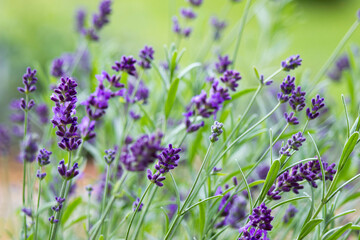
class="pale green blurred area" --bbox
[0,0,360,121]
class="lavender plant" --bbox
[5,1,360,240]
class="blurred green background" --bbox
[1,0,360,122]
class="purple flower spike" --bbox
[215,55,232,74]
[51,58,65,77]
[257,165,270,180]
[180,8,197,19]
[147,169,166,187]
[209,121,224,142]
[281,55,302,71]
[277,75,296,103]
[283,204,298,223]
[20,135,38,163]
[102,71,124,89]
[76,9,87,34]
[57,160,80,180]
[104,146,118,165]
[267,159,336,200]
[188,0,203,7]
[49,216,59,224]
[220,70,242,91]
[133,198,144,212]
[284,112,299,125]
[279,132,306,156]
[18,67,38,94]
[79,116,96,141]
[36,104,49,124]
[289,86,306,112]
[239,203,273,240]
[155,144,181,174]
[112,56,137,77]
[37,148,52,166]
[172,16,181,34]
[306,95,325,120]
[92,0,112,30]
[139,45,155,69]
[36,170,47,180]
[22,208,32,217]
[211,16,227,40]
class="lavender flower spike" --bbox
[215,55,232,74]
[210,121,224,142]
[281,55,302,71]
[36,170,46,180]
[283,204,298,223]
[112,56,137,77]
[211,16,227,40]
[279,132,306,156]
[284,112,299,125]
[147,169,166,187]
[92,0,112,30]
[133,198,144,212]
[306,95,325,120]
[188,0,203,7]
[51,58,65,77]
[220,70,242,91]
[37,148,52,166]
[180,8,197,19]
[20,135,38,163]
[139,45,155,69]
[58,160,80,180]
[155,144,181,174]
[277,75,295,103]
[289,86,306,112]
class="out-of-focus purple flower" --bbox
[279,132,306,156]
[51,77,82,151]
[36,103,49,124]
[101,71,124,89]
[215,55,232,74]
[260,74,273,86]
[0,125,11,155]
[120,132,163,171]
[18,67,37,94]
[184,111,204,133]
[104,146,118,165]
[277,75,296,103]
[133,198,144,212]
[284,112,299,125]
[220,70,242,91]
[306,95,325,120]
[257,165,270,180]
[49,215,59,224]
[129,110,141,120]
[283,204,298,223]
[239,203,273,240]
[36,170,47,180]
[155,144,181,174]
[92,0,112,30]
[289,86,306,112]
[212,167,222,173]
[358,9,360,20]
[22,208,32,217]
[112,56,137,77]
[37,148,52,166]
[209,121,224,143]
[180,8,196,19]
[76,9,87,34]
[86,185,94,195]
[20,135,38,163]
[126,80,149,104]
[268,158,336,200]
[138,46,155,69]
[281,55,302,71]
[51,58,65,77]
[147,169,166,187]
[327,54,350,81]
[172,16,192,38]
[188,0,203,7]
[79,116,96,141]
[57,159,80,180]
[211,16,227,40]
[51,196,66,213]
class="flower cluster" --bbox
[104,146,118,165]
[148,144,181,187]
[49,197,66,223]
[327,54,350,81]
[279,132,306,156]
[211,16,227,40]
[125,80,149,104]
[188,0,203,7]
[284,112,299,125]
[281,55,302,71]
[220,70,242,91]
[172,16,192,38]
[289,86,306,112]
[239,203,273,240]
[18,67,37,112]
[209,121,224,142]
[138,45,155,69]
[120,132,163,171]
[184,111,205,133]
[267,159,336,200]
[112,56,138,77]
[36,148,52,180]
[180,8,196,19]
[58,160,80,180]
[215,55,232,74]
[51,77,82,151]
[51,58,65,77]
[76,0,112,41]
[306,95,325,120]
[277,75,296,103]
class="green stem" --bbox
[232,0,252,68]
[100,164,111,236]
[125,183,153,240]
[34,170,42,240]
[164,143,213,240]
[87,192,91,237]
[22,94,29,239]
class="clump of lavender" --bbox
[210,16,227,40]
[76,0,112,41]
[239,203,273,240]
[279,132,306,156]
[327,54,350,81]
[281,55,302,71]
[267,159,336,200]
[283,204,298,223]
[50,77,82,151]
[306,95,325,120]
[220,70,242,91]
[138,45,155,70]
[209,121,224,142]
[148,144,182,187]
[120,132,163,171]
[215,55,232,74]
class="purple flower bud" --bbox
[104,146,118,165]
[188,0,203,7]
[155,144,181,174]
[57,160,80,180]
[133,197,144,212]
[36,170,47,180]
[289,86,306,112]
[306,95,325,120]
[209,121,224,142]
[138,45,155,69]
[220,70,242,91]
[147,169,166,187]
[37,148,52,166]
[215,55,232,74]
[210,16,227,40]
[283,204,298,223]
[112,56,137,76]
[22,208,32,217]
[279,132,306,156]
[49,216,59,224]
[180,8,196,19]
[284,112,299,125]
[281,55,302,71]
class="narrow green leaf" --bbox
[297,218,323,240]
[325,210,355,229]
[253,66,260,79]
[340,192,360,206]
[169,172,181,213]
[326,173,360,203]
[160,207,170,233]
[341,95,350,139]
[198,198,206,236]
[236,160,253,210]
[350,225,360,230]
[61,197,82,226]
[271,196,310,210]
[325,223,352,240]
[164,78,180,119]
[178,62,201,79]
[98,235,104,240]
[256,160,280,204]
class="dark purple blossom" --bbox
[284,112,299,125]
[101,71,125,89]
[57,159,80,180]
[211,16,227,40]
[120,132,163,171]
[92,0,112,29]
[281,55,302,71]
[306,95,325,120]
[104,146,118,165]
[126,80,149,104]
[209,121,224,142]
[289,86,306,111]
[257,165,270,180]
[20,135,38,163]
[279,132,306,156]
[277,75,296,103]
[155,144,181,174]
[267,159,336,200]
[138,46,155,69]
[18,67,37,94]
[147,169,166,187]
[37,148,52,166]
[22,208,32,217]
[220,70,242,91]
[112,56,137,76]
[129,110,141,120]
[51,77,82,151]
[328,54,351,81]
[79,116,96,141]
[180,8,196,19]
[36,170,47,180]
[239,203,273,240]
[283,204,298,223]
[36,103,49,124]
[133,198,144,212]
[51,58,65,77]
[215,55,232,74]
[49,215,59,224]
[188,0,203,7]
[183,111,204,133]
